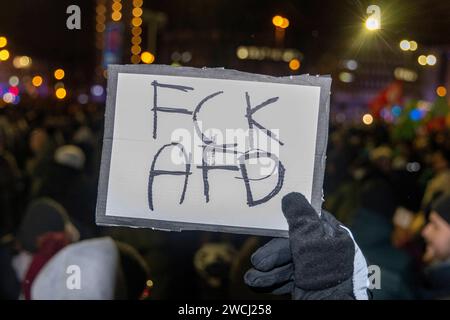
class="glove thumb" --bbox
[281,192,355,290]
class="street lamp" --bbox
[272,15,289,46]
[365,5,381,31]
[272,15,283,27]
[272,15,289,29]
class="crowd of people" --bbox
[324,120,450,299]
[1,95,450,299]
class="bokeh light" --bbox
[132,17,142,27]
[0,36,7,48]
[0,49,10,61]
[339,72,354,83]
[436,86,447,97]
[409,109,422,121]
[418,55,427,66]
[392,105,402,117]
[78,93,89,104]
[272,15,283,27]
[365,17,380,31]
[236,47,249,59]
[362,114,373,125]
[91,85,104,97]
[55,88,67,99]
[399,40,410,51]
[9,76,19,87]
[280,18,290,29]
[32,76,43,87]
[8,86,19,96]
[3,92,15,104]
[131,55,140,64]
[132,7,143,17]
[141,51,155,64]
[409,41,418,51]
[54,69,65,80]
[426,54,437,66]
[111,11,122,21]
[288,58,300,71]
[131,45,142,55]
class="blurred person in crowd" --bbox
[326,144,398,225]
[29,237,151,300]
[194,242,236,299]
[392,147,450,250]
[422,148,450,209]
[0,124,23,234]
[72,125,98,176]
[1,195,151,300]
[26,128,56,196]
[35,145,98,238]
[418,194,450,299]
[350,145,414,299]
[323,127,369,225]
[325,131,420,298]
[324,130,351,195]
[1,198,79,299]
[368,145,393,175]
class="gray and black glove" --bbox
[244,192,369,300]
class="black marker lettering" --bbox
[245,92,284,148]
[148,142,192,211]
[151,80,194,139]
[238,151,285,207]
[192,90,224,144]
[197,144,239,203]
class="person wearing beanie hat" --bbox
[35,145,97,238]
[54,145,85,171]
[432,195,450,224]
[418,194,450,299]
[422,194,450,263]
[13,198,79,299]
[18,198,78,253]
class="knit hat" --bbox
[18,198,71,253]
[54,145,85,170]
[432,194,450,225]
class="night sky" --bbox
[0,0,449,73]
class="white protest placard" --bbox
[96,65,331,237]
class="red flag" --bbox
[369,81,403,118]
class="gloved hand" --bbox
[244,192,369,300]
